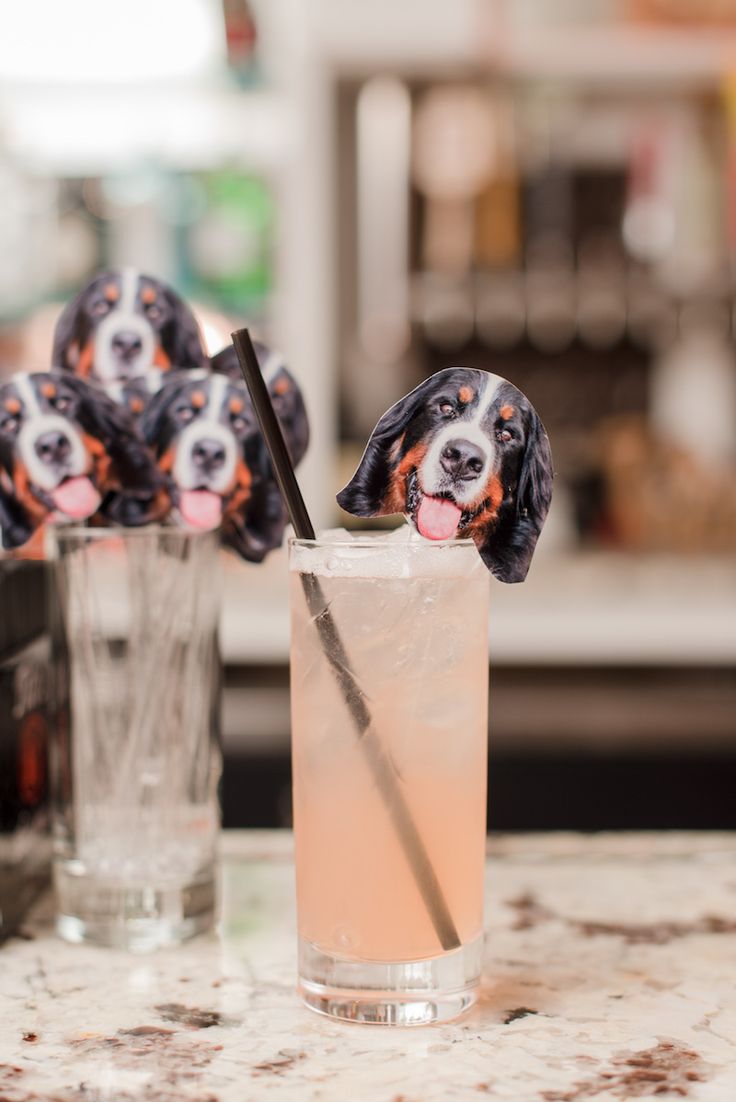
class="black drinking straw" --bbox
[231,328,461,953]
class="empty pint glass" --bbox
[50,527,221,951]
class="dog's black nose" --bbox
[192,438,226,473]
[440,438,486,481]
[34,430,72,466]
[111,331,143,361]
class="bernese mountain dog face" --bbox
[211,341,309,467]
[105,370,166,421]
[337,368,553,583]
[0,371,168,549]
[52,269,208,383]
[141,371,286,562]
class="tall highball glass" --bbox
[289,531,489,1024]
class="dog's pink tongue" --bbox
[51,477,101,520]
[179,490,222,530]
[416,495,462,540]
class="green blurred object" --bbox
[183,171,274,316]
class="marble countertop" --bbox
[2,831,736,1100]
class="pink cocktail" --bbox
[289,530,489,1024]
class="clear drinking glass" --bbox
[49,527,222,951]
[289,531,489,1024]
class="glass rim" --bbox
[289,531,476,551]
[48,524,219,543]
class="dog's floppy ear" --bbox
[477,409,554,584]
[336,379,431,516]
[51,290,87,372]
[271,368,309,467]
[0,477,37,550]
[60,374,166,503]
[0,410,35,548]
[161,289,209,370]
[222,440,287,563]
[101,483,170,527]
[285,390,309,466]
[213,343,310,467]
[517,410,554,535]
[222,477,287,563]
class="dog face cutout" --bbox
[141,370,286,562]
[0,371,168,550]
[52,269,208,384]
[104,370,166,421]
[211,341,309,467]
[336,368,553,583]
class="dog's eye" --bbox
[439,401,455,418]
[177,406,195,423]
[53,396,71,414]
[91,299,111,317]
[231,416,248,433]
[1,417,19,433]
[145,303,162,321]
[497,428,513,443]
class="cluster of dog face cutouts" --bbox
[1,268,552,582]
[0,269,309,561]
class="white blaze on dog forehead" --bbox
[120,266,140,312]
[468,372,504,426]
[184,367,209,383]
[145,369,165,393]
[11,373,42,417]
[104,381,124,403]
[202,372,229,422]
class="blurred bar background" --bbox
[0,0,734,830]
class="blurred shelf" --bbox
[293,0,736,88]
[220,547,736,667]
[492,24,736,88]
[221,665,736,757]
[487,550,736,667]
[312,0,482,70]
[0,85,292,176]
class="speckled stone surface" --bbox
[2,831,736,1101]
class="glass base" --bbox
[298,934,483,1025]
[54,863,216,951]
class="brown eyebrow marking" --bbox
[191,390,206,409]
[4,397,21,414]
[41,382,57,399]
[273,377,290,396]
[500,404,515,420]
[458,386,474,404]
[229,396,244,413]
[141,286,157,305]
[103,282,119,302]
